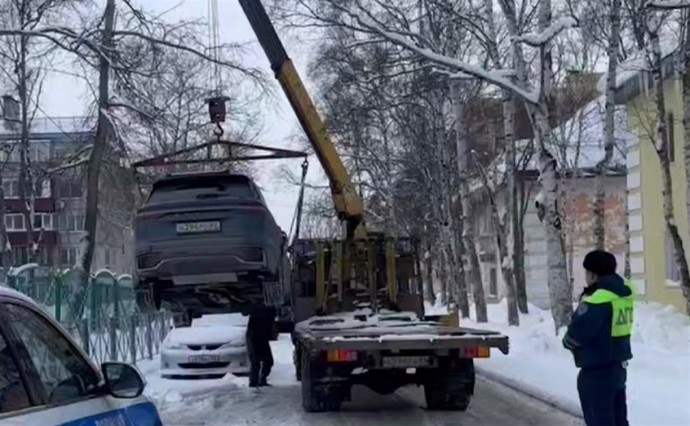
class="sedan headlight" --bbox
[163,340,186,350]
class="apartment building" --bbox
[0,96,134,274]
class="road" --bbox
[156,376,584,426]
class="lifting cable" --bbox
[288,158,309,245]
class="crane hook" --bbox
[214,122,224,139]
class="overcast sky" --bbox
[36,0,326,233]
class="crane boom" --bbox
[237,0,366,240]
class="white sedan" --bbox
[160,314,250,379]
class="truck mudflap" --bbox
[298,326,510,355]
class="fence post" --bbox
[81,319,90,357]
[109,317,118,361]
[54,274,62,323]
[89,279,99,332]
[146,313,153,360]
[129,316,138,364]
[113,277,120,319]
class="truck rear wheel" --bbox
[301,350,341,412]
[424,358,474,411]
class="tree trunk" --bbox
[648,26,690,311]
[503,93,520,325]
[683,12,690,283]
[515,178,529,312]
[424,237,436,305]
[17,32,35,266]
[81,0,116,275]
[452,83,487,322]
[498,0,573,330]
[594,0,621,250]
[438,251,449,306]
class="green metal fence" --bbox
[5,264,172,365]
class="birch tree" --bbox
[593,0,622,250]
[482,0,524,319]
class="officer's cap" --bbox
[583,250,617,275]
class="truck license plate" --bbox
[382,356,432,368]
[176,221,221,234]
[188,354,222,363]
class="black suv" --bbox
[133,172,285,324]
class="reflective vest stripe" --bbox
[583,279,635,337]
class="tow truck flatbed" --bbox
[295,314,510,353]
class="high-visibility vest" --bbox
[583,279,635,338]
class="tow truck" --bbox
[236,0,510,413]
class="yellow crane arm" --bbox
[237,0,366,240]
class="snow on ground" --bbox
[448,299,690,426]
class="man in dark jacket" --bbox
[563,250,633,426]
[246,305,277,387]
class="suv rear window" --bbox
[147,176,257,204]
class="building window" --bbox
[0,140,50,163]
[2,179,19,198]
[11,247,27,265]
[57,181,82,199]
[489,268,498,296]
[5,214,25,231]
[665,232,681,282]
[33,213,54,230]
[60,247,79,266]
[34,179,51,198]
[60,213,84,232]
[29,142,49,163]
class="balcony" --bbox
[7,230,58,247]
[5,197,56,213]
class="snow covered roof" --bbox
[469,95,630,193]
[597,37,679,103]
[0,116,95,136]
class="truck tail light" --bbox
[461,346,490,358]
[327,349,357,362]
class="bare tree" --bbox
[592,0,622,249]
[0,0,75,265]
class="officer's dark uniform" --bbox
[246,305,276,387]
[563,251,633,426]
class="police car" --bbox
[0,286,163,426]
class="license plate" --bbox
[188,354,222,363]
[382,356,432,368]
[176,221,221,234]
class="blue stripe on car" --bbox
[57,402,162,426]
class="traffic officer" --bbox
[563,250,633,426]
[246,304,277,387]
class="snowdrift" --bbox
[447,299,690,426]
